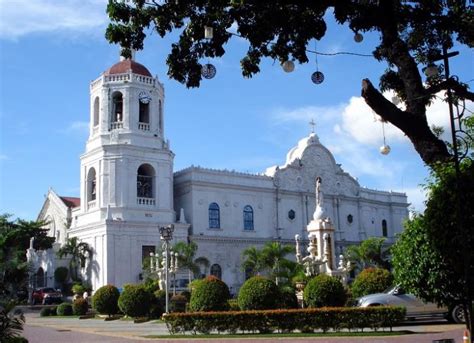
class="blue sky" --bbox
[0,0,473,221]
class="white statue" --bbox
[29,237,35,250]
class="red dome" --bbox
[105,59,152,77]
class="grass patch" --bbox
[143,330,414,339]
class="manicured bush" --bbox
[303,274,347,308]
[228,299,240,311]
[180,290,191,302]
[238,276,280,310]
[56,303,73,316]
[118,284,152,318]
[189,276,230,312]
[150,290,167,319]
[278,286,298,309]
[72,298,89,315]
[351,268,393,299]
[50,306,57,316]
[163,306,406,334]
[92,284,120,316]
[54,267,69,284]
[170,294,187,313]
[40,307,51,317]
[72,283,86,295]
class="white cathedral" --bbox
[36,56,409,292]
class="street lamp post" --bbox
[159,224,174,314]
[429,45,473,342]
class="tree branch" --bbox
[426,80,474,102]
[362,79,451,166]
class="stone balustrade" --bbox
[137,197,156,206]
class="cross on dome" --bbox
[309,118,316,133]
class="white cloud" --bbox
[0,0,107,39]
[272,104,345,126]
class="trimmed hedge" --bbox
[278,286,298,309]
[92,285,120,316]
[118,284,152,318]
[351,268,393,299]
[238,276,280,310]
[56,303,73,316]
[163,306,406,334]
[189,276,230,312]
[40,307,52,317]
[150,290,167,319]
[72,298,89,315]
[303,274,347,308]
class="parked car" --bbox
[357,286,465,323]
[32,287,63,305]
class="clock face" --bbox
[139,91,151,104]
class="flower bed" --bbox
[162,306,405,334]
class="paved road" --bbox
[21,307,467,342]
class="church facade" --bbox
[37,57,409,292]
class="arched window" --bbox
[139,101,149,123]
[87,168,97,201]
[137,164,155,198]
[382,219,388,237]
[158,100,163,131]
[93,97,100,127]
[112,92,123,122]
[210,264,222,279]
[209,203,220,229]
[243,205,254,230]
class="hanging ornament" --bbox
[380,145,391,155]
[354,32,364,43]
[379,121,391,155]
[201,63,216,79]
[281,60,295,73]
[204,26,213,39]
[311,71,325,84]
[311,42,325,85]
[391,96,400,105]
[424,63,439,78]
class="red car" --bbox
[32,287,63,305]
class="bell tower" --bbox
[69,55,184,289]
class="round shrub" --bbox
[170,294,187,313]
[278,286,298,309]
[189,275,230,312]
[238,276,280,310]
[351,267,393,299]
[303,274,347,308]
[50,306,57,316]
[92,284,120,316]
[180,290,191,302]
[54,267,69,284]
[118,284,152,318]
[72,283,86,295]
[72,298,89,315]
[40,307,51,317]
[150,290,167,318]
[56,302,73,316]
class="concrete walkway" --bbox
[21,307,467,342]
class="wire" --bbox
[227,31,373,58]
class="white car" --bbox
[357,286,465,323]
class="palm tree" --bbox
[173,241,209,285]
[0,301,25,341]
[241,246,265,277]
[57,237,92,281]
[261,241,294,285]
[345,237,390,271]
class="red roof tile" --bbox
[105,59,152,77]
[60,196,80,208]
